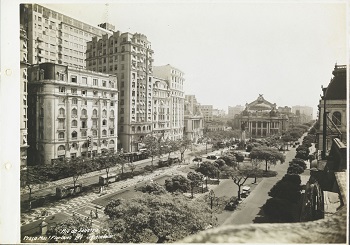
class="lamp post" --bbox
[209,190,215,209]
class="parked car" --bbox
[225,197,239,211]
[241,186,251,198]
[206,155,217,160]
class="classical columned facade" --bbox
[238,94,289,138]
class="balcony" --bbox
[109,115,115,118]
[57,114,66,119]
[109,125,115,129]
[57,127,66,132]
[80,115,88,119]
[91,125,97,130]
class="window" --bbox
[102,130,107,136]
[71,75,77,83]
[102,110,107,117]
[59,108,65,116]
[92,130,97,138]
[59,86,66,93]
[81,109,87,116]
[69,109,77,118]
[93,109,98,117]
[82,99,87,106]
[110,101,114,106]
[120,108,124,114]
[72,120,77,127]
[82,77,87,84]
[102,119,107,126]
[110,129,114,136]
[103,101,107,107]
[72,98,77,105]
[81,130,87,137]
[93,91,98,96]
[332,111,342,126]
[102,80,106,87]
[82,90,87,96]
[81,120,87,128]
[93,79,98,86]
[71,88,77,94]
[58,145,65,151]
[71,131,77,139]
[58,132,65,139]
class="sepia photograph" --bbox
[0,0,348,243]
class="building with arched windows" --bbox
[27,63,118,165]
[316,64,347,159]
[236,94,290,138]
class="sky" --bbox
[40,1,347,116]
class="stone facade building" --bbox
[27,63,118,165]
[20,4,112,69]
[316,64,347,159]
[20,26,29,167]
[153,65,185,141]
[237,94,289,138]
[184,95,204,143]
[86,32,154,152]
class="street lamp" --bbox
[208,190,215,209]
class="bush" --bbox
[165,175,190,193]
[289,158,307,170]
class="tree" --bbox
[20,166,48,210]
[219,153,237,169]
[289,158,307,170]
[127,162,136,176]
[287,163,304,175]
[161,139,179,160]
[136,182,167,195]
[249,146,285,172]
[268,174,302,203]
[143,135,161,171]
[223,167,253,200]
[47,214,93,243]
[104,194,213,243]
[195,161,219,180]
[262,197,298,223]
[281,134,293,150]
[55,156,94,194]
[95,152,124,186]
[295,145,310,160]
[177,139,192,163]
[187,171,204,198]
[164,175,190,193]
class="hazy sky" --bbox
[43,1,347,116]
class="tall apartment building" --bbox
[184,95,204,143]
[86,32,154,152]
[27,63,118,165]
[20,4,112,69]
[153,65,185,141]
[20,25,29,167]
[200,105,213,121]
[153,77,171,140]
[228,105,244,118]
[212,109,226,117]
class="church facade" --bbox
[237,94,290,138]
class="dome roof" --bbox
[324,66,346,100]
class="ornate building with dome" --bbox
[237,94,290,138]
